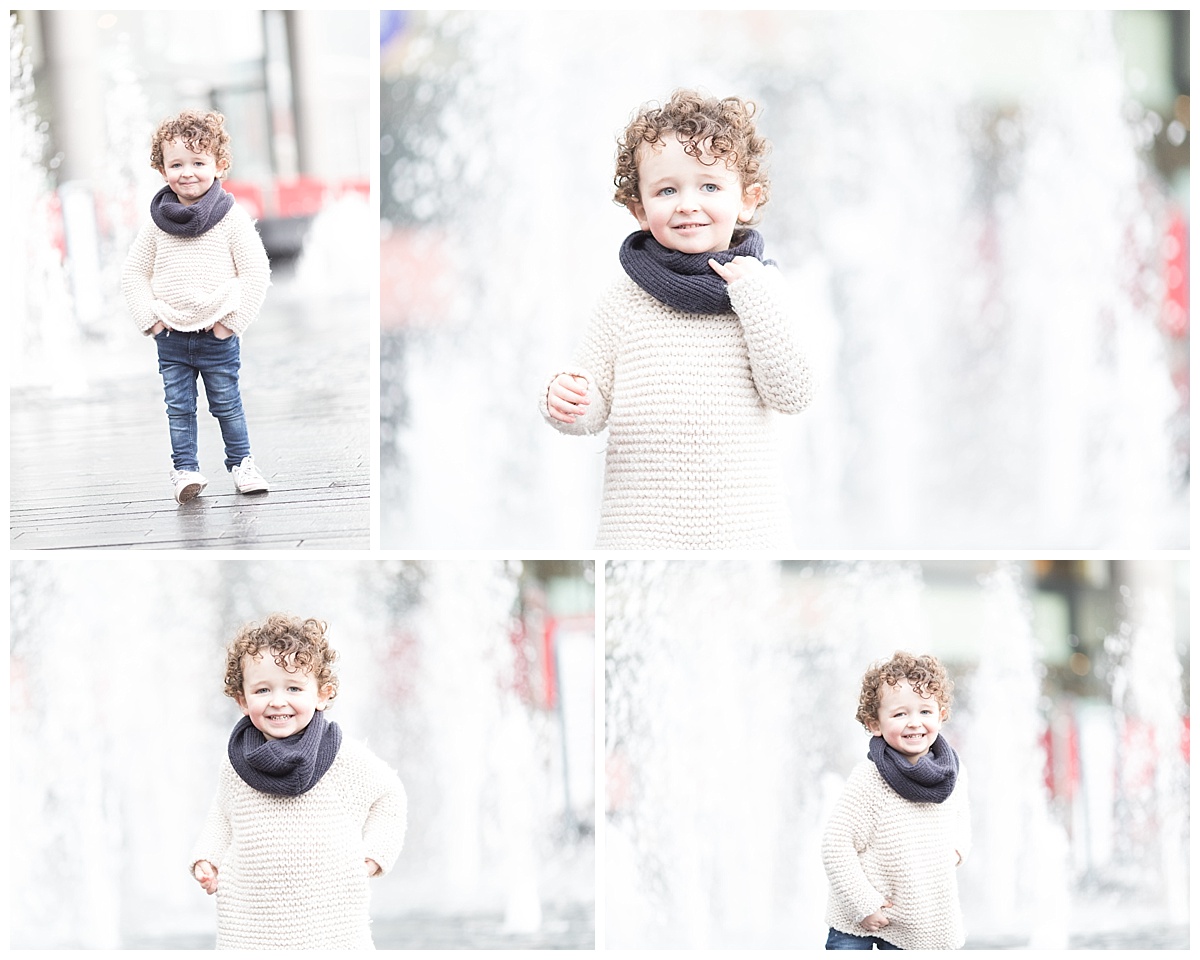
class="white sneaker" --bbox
[170,469,208,504]
[231,456,270,494]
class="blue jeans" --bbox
[826,928,901,950]
[155,328,251,472]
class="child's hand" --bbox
[547,373,590,424]
[212,321,234,340]
[150,321,166,336]
[193,859,219,895]
[861,901,893,933]
[365,858,381,877]
[708,255,763,284]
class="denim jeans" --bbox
[826,928,902,950]
[155,328,251,472]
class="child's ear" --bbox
[628,200,651,233]
[316,683,335,710]
[866,719,882,737]
[738,182,764,223]
[234,693,249,716]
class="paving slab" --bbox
[11,271,371,550]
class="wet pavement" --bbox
[10,269,370,549]
[966,926,1189,949]
[123,904,595,950]
[372,903,595,949]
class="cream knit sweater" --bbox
[122,202,270,336]
[541,269,812,549]
[822,759,971,950]
[190,737,407,950]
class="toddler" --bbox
[821,652,971,950]
[122,109,271,504]
[190,615,407,949]
[540,89,812,548]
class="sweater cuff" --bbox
[852,891,888,925]
[219,315,250,337]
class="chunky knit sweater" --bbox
[190,738,407,950]
[822,759,971,950]
[540,269,812,548]
[122,202,270,336]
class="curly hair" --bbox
[223,614,340,704]
[150,109,232,177]
[613,89,771,219]
[856,651,953,730]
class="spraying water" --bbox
[604,559,1187,947]
[380,11,1183,549]
[10,556,591,947]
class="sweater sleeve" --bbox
[361,760,408,876]
[538,281,627,435]
[121,223,161,335]
[219,206,271,336]
[189,760,234,873]
[953,765,972,865]
[727,266,813,414]
[822,763,888,923]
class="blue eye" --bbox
[702,183,719,192]
[658,187,676,197]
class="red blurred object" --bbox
[222,179,265,220]
[276,177,327,218]
[47,191,65,260]
[337,178,370,200]
[222,177,370,220]
[542,616,558,710]
[1162,207,1189,338]
[1042,711,1080,802]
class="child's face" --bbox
[159,139,224,207]
[629,135,763,255]
[236,651,333,741]
[867,679,947,765]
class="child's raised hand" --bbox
[708,255,763,284]
[365,858,381,877]
[547,373,590,424]
[193,859,219,895]
[860,901,893,932]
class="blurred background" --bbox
[11,9,373,387]
[380,10,1188,549]
[10,556,595,948]
[605,557,1189,949]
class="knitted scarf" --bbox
[619,228,775,314]
[150,179,234,237]
[228,711,342,797]
[868,733,959,804]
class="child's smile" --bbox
[868,678,947,764]
[160,139,222,207]
[630,135,762,255]
[237,651,333,740]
